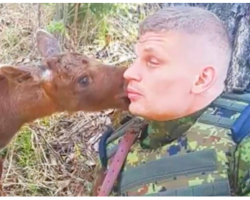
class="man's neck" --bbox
[187,87,224,118]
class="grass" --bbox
[0,3,160,196]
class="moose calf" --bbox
[0,29,130,195]
[0,29,130,149]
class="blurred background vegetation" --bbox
[0,3,160,196]
[0,3,160,64]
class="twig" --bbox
[73,3,80,50]
[37,3,41,28]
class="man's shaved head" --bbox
[124,6,232,120]
[139,6,232,84]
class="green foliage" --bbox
[89,3,117,18]
[46,20,66,35]
[0,147,8,158]
[54,3,139,43]
[88,3,137,19]
[90,3,138,40]
[15,126,36,168]
[42,3,54,6]
[2,28,19,48]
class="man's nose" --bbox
[123,62,142,82]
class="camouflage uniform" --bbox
[92,92,250,196]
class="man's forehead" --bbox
[135,31,198,53]
[138,31,168,41]
[135,35,171,53]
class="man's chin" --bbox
[128,104,167,121]
[129,103,149,118]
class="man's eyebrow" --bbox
[134,46,156,55]
[143,46,163,54]
[144,47,154,52]
[134,45,165,56]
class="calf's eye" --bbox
[78,76,89,86]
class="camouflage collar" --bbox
[139,108,206,150]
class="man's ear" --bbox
[0,65,34,84]
[35,29,61,58]
[191,66,216,94]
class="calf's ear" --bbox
[0,65,34,84]
[35,29,61,58]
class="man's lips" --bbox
[126,88,142,100]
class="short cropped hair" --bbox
[138,6,232,79]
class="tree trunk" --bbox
[159,3,250,91]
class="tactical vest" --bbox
[92,91,250,196]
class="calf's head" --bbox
[34,29,130,112]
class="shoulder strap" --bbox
[98,117,137,169]
[98,118,147,196]
[211,92,250,144]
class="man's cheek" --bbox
[151,81,169,97]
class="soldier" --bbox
[92,6,250,196]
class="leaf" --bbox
[16,57,24,63]
[23,58,30,64]
[57,180,71,190]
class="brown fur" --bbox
[0,29,129,149]
[0,29,130,194]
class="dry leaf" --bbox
[23,58,30,64]
[16,57,24,63]
[57,180,71,190]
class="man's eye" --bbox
[147,57,160,67]
[150,57,160,64]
